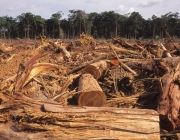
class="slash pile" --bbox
[0,33,180,139]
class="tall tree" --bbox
[61,19,71,39]
[87,12,98,36]
[0,10,180,39]
[127,12,144,39]
[68,9,78,38]
[33,15,46,37]
[17,12,34,39]
[51,11,63,38]
[0,17,6,38]
[77,10,87,34]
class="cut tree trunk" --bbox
[0,105,160,140]
[82,60,109,79]
[78,73,106,107]
[53,40,71,58]
[67,55,108,75]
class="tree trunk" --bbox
[53,24,55,38]
[78,73,106,107]
[83,18,86,34]
[3,31,6,39]
[35,26,37,39]
[153,24,156,39]
[0,105,160,140]
[44,105,160,140]
[58,21,61,38]
[42,27,45,36]
[79,20,81,35]
[53,40,71,58]
[115,21,117,37]
[27,25,30,39]
[68,30,69,39]
[82,60,109,79]
[24,28,26,39]
[72,25,75,38]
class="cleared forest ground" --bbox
[1,34,180,139]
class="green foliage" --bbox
[0,11,180,39]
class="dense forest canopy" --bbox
[0,10,179,39]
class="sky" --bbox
[0,0,179,20]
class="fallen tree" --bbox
[82,60,109,79]
[0,101,160,140]
[78,73,107,107]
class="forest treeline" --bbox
[0,10,180,39]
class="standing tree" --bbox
[0,17,6,38]
[87,12,98,37]
[68,9,78,38]
[68,9,87,38]
[60,19,71,39]
[77,10,87,34]
[127,12,144,39]
[151,16,164,39]
[17,12,34,39]
[51,11,63,38]
[33,15,46,37]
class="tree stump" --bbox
[78,73,106,107]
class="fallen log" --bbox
[67,54,108,75]
[82,60,109,79]
[0,105,160,140]
[0,123,57,140]
[0,43,14,52]
[78,73,106,107]
[125,57,180,72]
[112,37,144,50]
[112,45,139,54]
[53,40,71,58]
[160,42,172,57]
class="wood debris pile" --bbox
[0,34,180,139]
[77,32,96,46]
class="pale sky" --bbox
[0,0,179,19]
